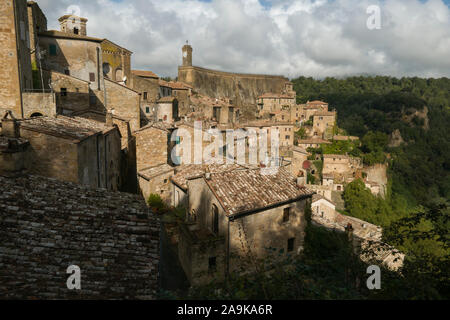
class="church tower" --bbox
[182,41,193,67]
[59,15,88,36]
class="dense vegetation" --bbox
[292,76,450,298]
[293,76,450,205]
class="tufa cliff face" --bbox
[178,65,289,108]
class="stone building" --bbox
[27,1,47,65]
[291,146,309,178]
[257,93,295,119]
[101,39,132,84]
[178,167,314,286]
[138,163,175,204]
[1,113,122,191]
[170,163,243,209]
[101,79,141,131]
[0,0,34,118]
[170,81,193,116]
[134,122,175,172]
[42,69,91,114]
[312,111,336,139]
[0,174,160,299]
[155,96,179,123]
[301,100,329,121]
[322,154,362,179]
[130,70,160,125]
[38,29,103,91]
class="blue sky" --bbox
[36,0,450,78]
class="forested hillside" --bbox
[292,76,450,207]
[292,76,450,298]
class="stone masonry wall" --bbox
[0,174,159,299]
[22,91,57,117]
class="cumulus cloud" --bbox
[35,0,450,78]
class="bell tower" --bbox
[182,41,193,67]
[59,15,88,36]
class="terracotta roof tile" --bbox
[205,167,314,216]
[132,70,159,79]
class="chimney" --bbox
[1,111,20,138]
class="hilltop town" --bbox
[0,1,405,299]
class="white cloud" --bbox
[36,0,450,78]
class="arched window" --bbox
[115,68,123,81]
[212,204,219,234]
[103,63,111,78]
[30,112,43,118]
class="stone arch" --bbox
[115,68,123,81]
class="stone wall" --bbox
[101,40,132,82]
[27,1,47,64]
[184,175,308,285]
[22,91,57,117]
[0,174,160,299]
[178,66,288,107]
[39,35,103,91]
[129,74,160,125]
[0,0,33,118]
[103,79,141,132]
[43,70,91,113]
[135,126,170,171]
[20,127,80,183]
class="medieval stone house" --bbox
[178,167,314,286]
[1,113,122,191]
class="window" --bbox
[286,135,290,140]
[283,208,290,222]
[49,44,57,56]
[73,27,79,35]
[164,179,168,184]
[60,88,67,97]
[288,238,295,252]
[143,92,148,100]
[89,95,97,106]
[208,257,217,272]
[212,205,219,234]
[146,106,150,113]
[64,69,70,76]
[89,73,95,82]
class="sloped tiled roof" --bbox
[139,164,174,181]
[132,70,159,79]
[18,115,116,143]
[205,168,314,216]
[171,163,242,191]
